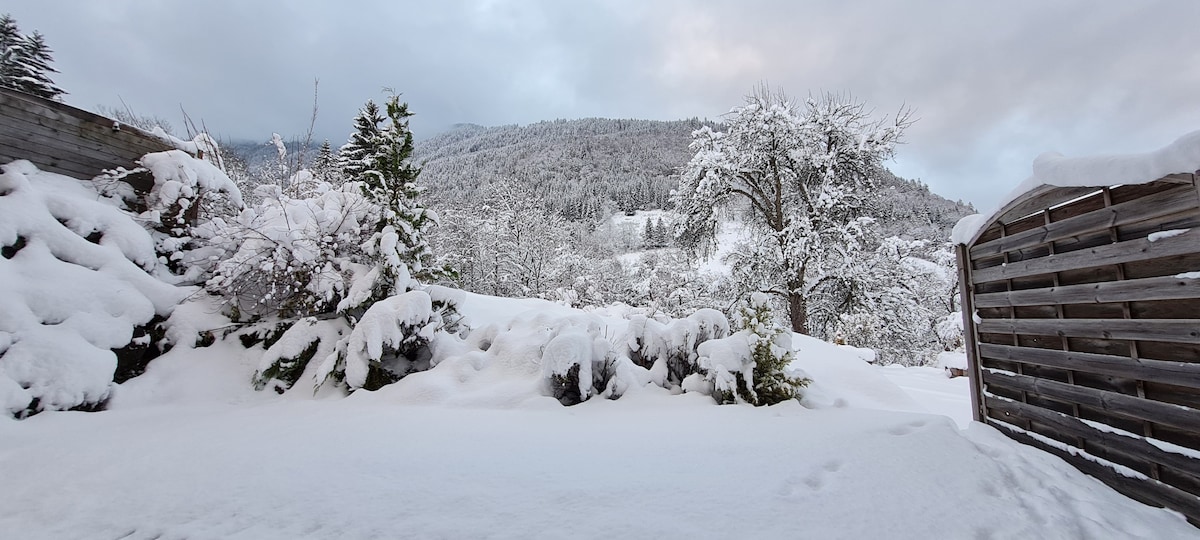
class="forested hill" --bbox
[414,117,975,243]
[415,118,709,221]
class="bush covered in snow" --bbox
[0,161,188,417]
[204,178,380,319]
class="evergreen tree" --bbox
[340,95,452,310]
[338,100,384,182]
[311,139,341,185]
[739,293,808,405]
[642,217,654,249]
[0,14,20,87]
[0,16,64,100]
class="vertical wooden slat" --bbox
[956,244,985,422]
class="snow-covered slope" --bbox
[2,290,1195,538]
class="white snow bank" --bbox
[953,129,1200,244]
[0,397,1192,539]
[0,161,188,415]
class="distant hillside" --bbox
[415,117,974,243]
[416,118,710,221]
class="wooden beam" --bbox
[975,275,1200,308]
[978,318,1200,344]
[984,370,1200,433]
[978,343,1200,389]
[970,186,1199,259]
[973,228,1200,284]
[958,243,986,423]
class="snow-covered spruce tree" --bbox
[310,139,342,186]
[340,95,452,312]
[674,86,910,334]
[695,292,809,405]
[0,15,65,100]
[338,100,385,183]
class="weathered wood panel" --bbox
[0,87,172,179]
[975,275,1200,308]
[970,186,1199,258]
[958,172,1200,526]
[972,227,1200,284]
[977,318,1200,344]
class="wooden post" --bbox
[955,243,985,423]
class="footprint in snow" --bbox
[888,419,929,436]
[777,461,842,498]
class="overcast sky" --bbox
[8,0,1200,208]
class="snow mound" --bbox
[0,161,187,415]
[953,129,1200,244]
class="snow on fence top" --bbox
[952,129,1200,526]
[953,129,1200,246]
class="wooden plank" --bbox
[978,343,1200,389]
[0,112,156,155]
[977,318,1200,344]
[987,418,1200,524]
[975,276,1200,308]
[990,185,1101,229]
[984,370,1200,433]
[972,228,1200,284]
[985,396,1200,483]
[0,134,121,178]
[0,104,170,156]
[0,122,146,169]
[958,243,986,423]
[971,186,1199,259]
[0,143,107,179]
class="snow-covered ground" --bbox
[1,291,1195,539]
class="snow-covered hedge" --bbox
[0,161,188,416]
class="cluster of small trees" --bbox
[0,14,64,99]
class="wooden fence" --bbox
[957,174,1200,524]
[0,87,172,182]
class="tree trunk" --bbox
[787,289,808,334]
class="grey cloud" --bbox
[7,0,1200,208]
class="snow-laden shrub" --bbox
[252,317,349,393]
[204,177,381,319]
[313,289,448,391]
[0,161,187,417]
[92,138,245,284]
[617,308,729,387]
[538,315,640,405]
[693,293,809,405]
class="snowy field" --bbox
[1,292,1196,539]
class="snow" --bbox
[935,350,968,371]
[2,381,1193,538]
[953,129,1200,245]
[1178,272,1200,279]
[3,154,1198,536]
[1149,228,1190,242]
[0,161,188,415]
[140,149,244,211]
[1,285,1196,537]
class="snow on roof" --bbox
[952,129,1200,245]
